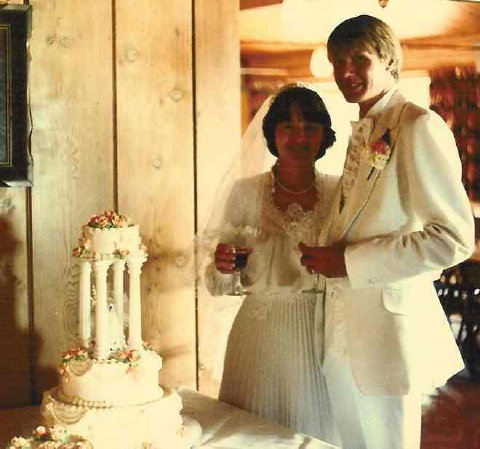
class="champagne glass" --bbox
[227,246,252,296]
[300,238,324,294]
[302,271,323,294]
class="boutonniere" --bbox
[364,128,392,180]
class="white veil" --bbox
[195,91,276,276]
[195,82,322,279]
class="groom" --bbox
[300,15,474,449]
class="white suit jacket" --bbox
[324,89,475,395]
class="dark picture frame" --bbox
[0,5,32,187]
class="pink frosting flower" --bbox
[59,347,89,374]
[72,247,83,257]
[87,210,131,229]
[48,426,68,442]
[97,216,110,228]
[115,249,130,257]
[37,442,57,449]
[7,436,30,449]
[87,214,99,226]
[32,426,47,438]
[113,348,142,369]
[103,210,116,219]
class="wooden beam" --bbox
[241,42,479,82]
[240,0,281,10]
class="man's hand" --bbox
[299,242,347,278]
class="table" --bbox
[0,389,338,449]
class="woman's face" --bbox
[274,103,324,165]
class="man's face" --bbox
[330,48,394,114]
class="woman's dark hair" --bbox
[262,85,336,160]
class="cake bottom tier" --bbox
[41,386,188,449]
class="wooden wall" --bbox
[0,0,239,406]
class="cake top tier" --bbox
[73,210,146,260]
[85,210,131,229]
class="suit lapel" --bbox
[329,91,407,244]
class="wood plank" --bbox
[0,0,31,408]
[195,0,241,396]
[240,0,281,9]
[115,0,196,389]
[28,0,114,400]
[0,188,30,406]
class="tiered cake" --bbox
[39,211,189,449]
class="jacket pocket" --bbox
[382,287,416,315]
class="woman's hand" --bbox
[214,243,253,274]
[298,242,347,278]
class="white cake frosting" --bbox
[56,349,163,407]
[42,387,185,449]
[73,211,146,260]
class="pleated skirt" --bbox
[218,291,339,445]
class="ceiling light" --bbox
[310,47,332,78]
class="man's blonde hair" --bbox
[327,15,402,81]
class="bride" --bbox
[204,84,340,444]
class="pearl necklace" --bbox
[272,165,316,195]
[275,178,316,195]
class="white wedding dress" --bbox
[205,170,340,445]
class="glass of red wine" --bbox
[227,246,252,296]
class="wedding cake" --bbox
[37,211,192,449]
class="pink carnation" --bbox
[370,139,389,155]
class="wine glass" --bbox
[227,246,252,296]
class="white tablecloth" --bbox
[0,389,339,449]
[180,389,338,449]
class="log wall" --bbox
[0,0,239,405]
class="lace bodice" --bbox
[205,171,339,296]
[262,170,328,245]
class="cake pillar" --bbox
[113,259,126,330]
[79,261,92,348]
[93,260,112,359]
[127,257,145,351]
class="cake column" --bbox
[93,260,112,359]
[79,261,92,348]
[127,257,146,351]
[113,259,126,334]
